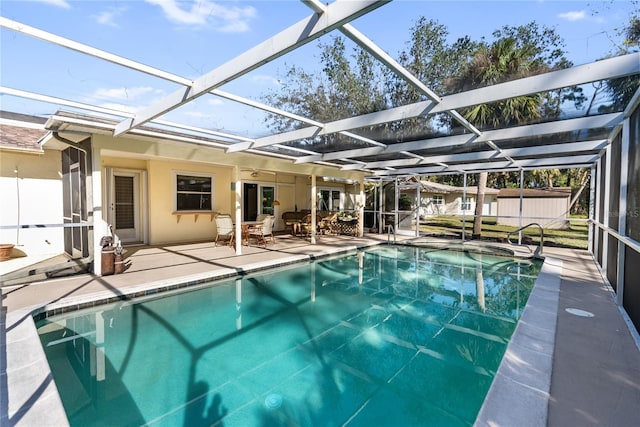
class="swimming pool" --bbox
[37,244,542,426]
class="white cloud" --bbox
[145,0,256,32]
[94,7,126,27]
[35,0,71,8]
[91,86,161,101]
[184,111,211,118]
[558,10,587,22]
[208,99,224,106]
[98,103,139,114]
[251,75,280,87]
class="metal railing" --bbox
[387,224,396,243]
[507,222,544,256]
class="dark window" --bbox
[176,175,212,211]
[318,189,342,211]
[332,190,341,211]
[115,176,135,229]
[261,186,274,215]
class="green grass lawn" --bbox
[418,216,588,249]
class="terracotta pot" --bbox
[0,244,15,261]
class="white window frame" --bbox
[461,196,472,211]
[318,187,343,211]
[432,195,444,206]
[259,184,275,216]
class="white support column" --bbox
[359,180,365,237]
[602,145,612,273]
[594,156,602,258]
[616,118,630,306]
[415,176,420,237]
[372,180,377,232]
[518,169,524,245]
[588,165,596,253]
[234,166,242,255]
[311,174,317,244]
[92,148,106,276]
[394,177,399,234]
[462,173,467,242]
[378,180,384,234]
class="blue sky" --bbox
[0,0,637,136]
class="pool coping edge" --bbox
[474,256,562,427]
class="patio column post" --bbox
[394,177,399,235]
[378,180,383,234]
[416,176,420,237]
[371,180,376,232]
[594,156,602,260]
[358,180,364,237]
[518,169,524,245]
[311,174,317,244]
[616,117,630,306]
[92,147,106,276]
[462,173,467,242]
[234,166,242,255]
[588,164,596,253]
[602,144,612,273]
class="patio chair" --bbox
[249,215,275,247]
[318,212,339,235]
[298,214,314,237]
[214,214,235,246]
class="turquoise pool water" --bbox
[37,245,542,426]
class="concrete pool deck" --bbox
[2,234,640,426]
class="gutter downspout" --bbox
[52,131,88,153]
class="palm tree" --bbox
[448,37,549,238]
[604,13,640,111]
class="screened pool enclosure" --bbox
[1,2,639,330]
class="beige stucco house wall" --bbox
[95,132,364,246]
[2,111,367,275]
[0,149,64,260]
[87,123,366,267]
[0,115,65,265]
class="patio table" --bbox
[241,221,263,245]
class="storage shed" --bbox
[399,180,499,218]
[497,187,572,229]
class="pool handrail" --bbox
[507,222,544,256]
[386,224,396,243]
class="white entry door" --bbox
[483,200,492,215]
[108,170,144,244]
